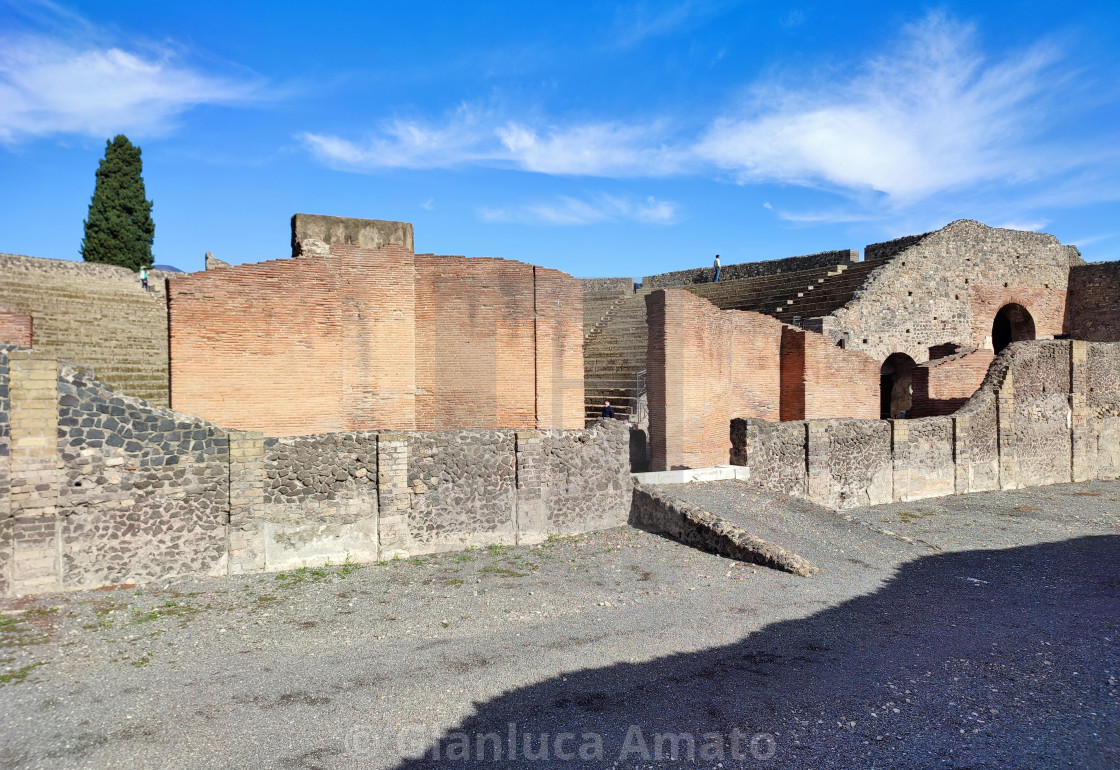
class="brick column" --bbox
[1070,340,1095,482]
[997,370,1017,490]
[8,352,62,593]
[891,419,909,502]
[377,433,411,557]
[953,414,971,494]
[227,431,265,574]
[515,431,546,542]
[806,422,829,505]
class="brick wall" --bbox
[171,242,583,435]
[910,349,994,418]
[797,328,879,420]
[0,308,31,348]
[0,253,172,405]
[1066,261,1120,341]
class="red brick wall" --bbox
[910,349,994,417]
[969,285,1067,347]
[0,308,31,348]
[800,330,879,420]
[646,290,782,470]
[170,245,582,436]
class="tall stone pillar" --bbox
[891,419,910,502]
[953,414,971,494]
[8,352,62,593]
[515,431,546,542]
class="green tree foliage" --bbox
[81,135,155,271]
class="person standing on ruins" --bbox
[140,266,149,292]
[713,254,721,282]
[602,400,615,419]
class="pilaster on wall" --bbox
[953,415,971,494]
[1070,340,1095,482]
[806,422,829,504]
[8,352,61,593]
[227,431,265,575]
[515,431,546,541]
[377,433,410,555]
[997,370,1016,489]
[891,420,909,502]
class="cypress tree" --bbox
[81,135,155,271]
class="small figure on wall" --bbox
[140,266,149,292]
[713,254,721,282]
[601,400,615,419]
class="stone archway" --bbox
[992,303,1035,353]
[880,353,917,420]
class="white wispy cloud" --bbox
[0,9,264,142]
[609,0,735,49]
[480,194,678,226]
[299,107,686,177]
[695,13,1070,204]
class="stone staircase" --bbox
[582,256,895,420]
[0,256,170,405]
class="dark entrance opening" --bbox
[880,353,917,420]
[992,304,1035,353]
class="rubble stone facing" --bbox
[0,355,630,595]
[732,340,1120,509]
[826,220,1078,364]
[1066,262,1120,341]
[55,362,230,590]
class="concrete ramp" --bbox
[631,482,817,576]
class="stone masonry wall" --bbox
[1066,261,1120,341]
[0,355,629,594]
[825,221,1077,365]
[731,340,1120,509]
[643,249,857,289]
[0,253,173,405]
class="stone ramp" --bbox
[631,482,817,576]
[633,479,925,575]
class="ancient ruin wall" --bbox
[642,249,857,289]
[732,340,1120,509]
[0,253,172,405]
[0,308,31,348]
[645,290,784,470]
[1066,261,1120,341]
[291,213,414,256]
[910,349,994,418]
[0,352,629,595]
[826,221,1076,364]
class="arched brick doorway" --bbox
[992,303,1035,353]
[880,353,917,420]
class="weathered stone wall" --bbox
[0,355,629,595]
[581,277,635,295]
[291,213,414,256]
[1066,261,1120,341]
[0,253,173,405]
[825,221,1077,364]
[910,349,994,418]
[642,249,857,289]
[731,339,1120,509]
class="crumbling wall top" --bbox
[291,213,414,257]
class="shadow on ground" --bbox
[378,536,1120,769]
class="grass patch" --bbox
[480,566,528,578]
[256,595,278,603]
[276,557,363,586]
[0,613,48,648]
[0,661,45,686]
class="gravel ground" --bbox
[0,481,1118,769]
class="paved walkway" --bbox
[1,481,1118,768]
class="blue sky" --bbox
[1,0,1118,278]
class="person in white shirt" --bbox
[713,254,721,283]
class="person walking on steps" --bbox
[713,254,721,283]
[140,266,149,292]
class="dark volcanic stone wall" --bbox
[56,363,229,589]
